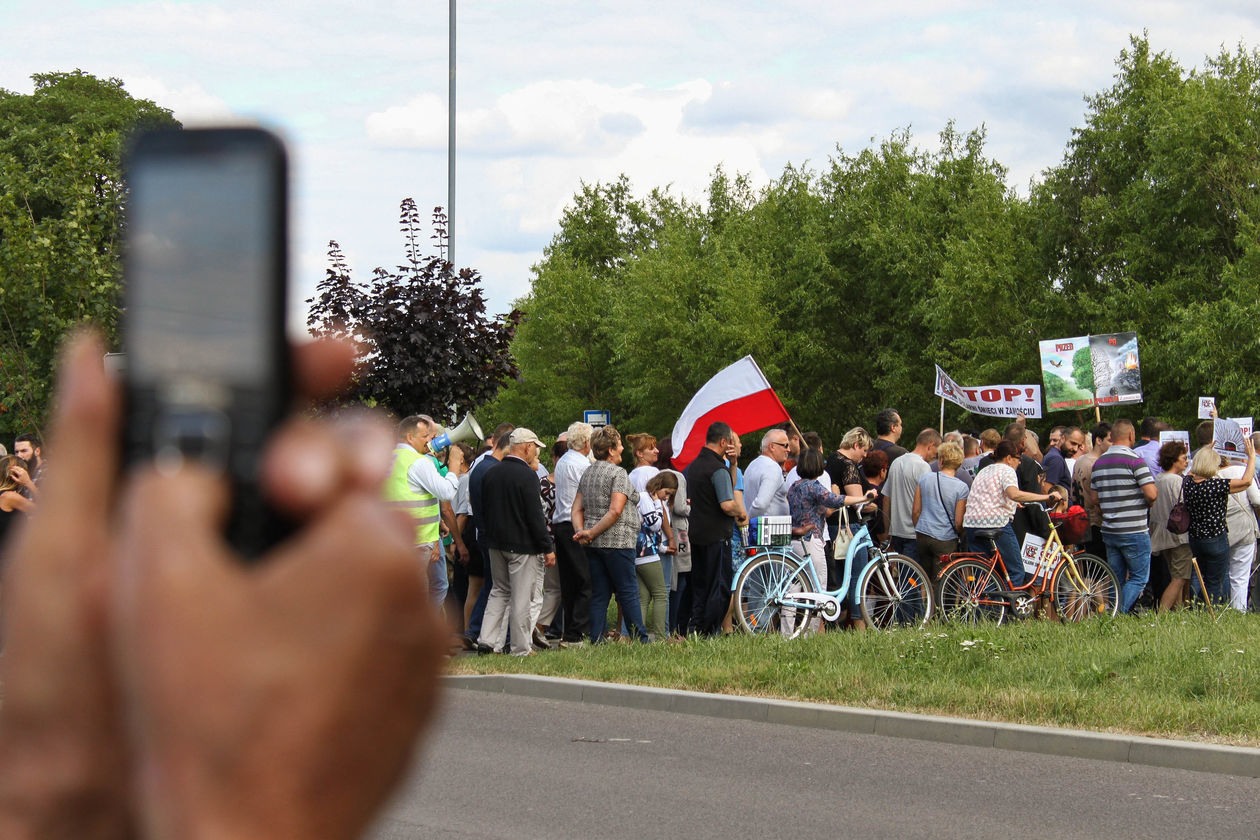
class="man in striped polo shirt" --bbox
[1086,419,1158,613]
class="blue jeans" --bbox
[587,546,648,643]
[966,523,1024,587]
[847,544,869,612]
[465,538,493,639]
[424,543,448,609]
[1189,532,1230,606]
[1103,530,1151,613]
[891,535,918,562]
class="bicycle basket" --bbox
[755,515,793,547]
[1049,506,1089,545]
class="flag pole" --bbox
[939,398,945,435]
[787,417,806,454]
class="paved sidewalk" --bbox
[447,673,1260,778]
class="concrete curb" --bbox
[446,673,1260,778]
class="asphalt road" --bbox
[369,688,1260,840]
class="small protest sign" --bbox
[1159,431,1191,450]
[1214,417,1249,463]
[1197,397,1216,420]
[1020,533,1052,580]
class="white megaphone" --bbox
[429,413,484,453]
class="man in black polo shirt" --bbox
[683,422,742,636]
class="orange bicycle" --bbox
[935,507,1120,624]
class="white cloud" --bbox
[7,0,1260,321]
[364,92,449,148]
[125,76,236,122]
[367,79,680,157]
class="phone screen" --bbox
[125,142,279,395]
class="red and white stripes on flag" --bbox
[669,356,791,470]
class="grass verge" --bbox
[450,609,1260,746]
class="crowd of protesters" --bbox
[0,434,42,546]
[393,409,1260,654]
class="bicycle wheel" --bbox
[936,559,1007,625]
[1051,552,1120,620]
[858,553,934,629]
[734,552,815,637]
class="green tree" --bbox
[489,35,1260,446]
[1035,37,1260,427]
[0,70,178,435]
[482,177,661,432]
[800,124,1048,437]
[610,169,779,435]
[488,125,1051,446]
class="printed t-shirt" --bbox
[963,463,1018,530]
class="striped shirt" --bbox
[1091,445,1154,534]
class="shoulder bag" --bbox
[831,505,854,560]
[1166,475,1190,535]
[934,474,958,537]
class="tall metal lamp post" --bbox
[448,0,456,269]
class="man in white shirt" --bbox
[388,416,465,611]
[552,421,594,645]
[883,428,941,563]
[744,428,791,521]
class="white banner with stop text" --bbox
[934,365,1043,419]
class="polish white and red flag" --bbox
[669,356,791,470]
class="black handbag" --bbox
[1167,476,1190,535]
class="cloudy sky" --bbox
[6,1,1260,331]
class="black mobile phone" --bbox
[121,127,292,559]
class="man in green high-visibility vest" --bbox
[385,415,466,609]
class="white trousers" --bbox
[536,560,562,627]
[1228,539,1255,612]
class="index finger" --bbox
[29,331,120,538]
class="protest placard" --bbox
[1214,417,1249,463]
[1159,430,1190,450]
[1197,397,1216,419]
[1089,332,1142,405]
[934,365,1042,418]
[1020,533,1052,580]
[1038,332,1143,410]
[1038,336,1093,410]
[1229,416,1253,438]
